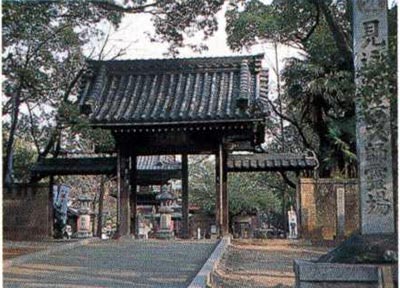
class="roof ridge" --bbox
[86,53,265,64]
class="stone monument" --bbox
[353,0,394,234]
[155,187,175,239]
[77,194,93,238]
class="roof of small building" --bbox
[31,155,181,182]
[227,152,318,172]
[137,155,180,170]
[78,54,268,126]
[156,191,176,201]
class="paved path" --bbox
[215,239,329,288]
[4,238,218,288]
[3,240,82,260]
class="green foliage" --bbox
[226,0,319,50]
[2,2,123,181]
[148,0,224,55]
[2,1,227,182]
[189,156,282,218]
[9,138,37,183]
[226,1,397,178]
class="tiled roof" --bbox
[78,55,268,125]
[31,155,181,178]
[227,152,318,172]
[137,155,180,170]
[31,157,116,176]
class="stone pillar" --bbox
[181,153,190,239]
[336,186,346,239]
[130,154,137,237]
[299,178,317,238]
[353,0,394,234]
[117,149,130,236]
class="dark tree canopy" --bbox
[2,0,226,183]
[225,0,397,177]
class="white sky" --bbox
[84,2,302,98]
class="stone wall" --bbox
[299,178,359,240]
[3,184,52,241]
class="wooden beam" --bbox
[130,154,137,237]
[181,153,189,239]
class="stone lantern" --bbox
[155,186,175,239]
[77,193,93,238]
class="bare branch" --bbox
[279,171,297,189]
[26,102,41,155]
[63,67,85,102]
[91,0,159,13]
[301,3,320,43]
[265,96,312,149]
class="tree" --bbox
[226,0,359,177]
[189,156,287,231]
[2,0,226,183]
[226,0,397,178]
[2,2,123,183]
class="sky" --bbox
[84,2,302,97]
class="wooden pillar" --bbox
[215,143,229,236]
[117,148,130,236]
[215,152,222,236]
[282,188,287,238]
[295,175,302,237]
[219,143,229,236]
[97,176,105,238]
[130,154,137,237]
[48,176,54,238]
[181,153,189,239]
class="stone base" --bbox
[155,229,174,240]
[318,234,398,264]
[294,259,397,287]
[75,231,92,238]
[294,234,398,287]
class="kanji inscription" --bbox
[353,0,394,234]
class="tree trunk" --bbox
[4,85,22,184]
[316,1,353,70]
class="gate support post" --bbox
[117,148,130,236]
[130,154,137,237]
[181,153,190,239]
[219,143,229,236]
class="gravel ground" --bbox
[215,239,329,288]
[3,238,217,288]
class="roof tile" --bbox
[79,55,268,125]
[227,153,318,172]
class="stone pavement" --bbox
[3,238,218,288]
[3,239,83,260]
[214,239,329,288]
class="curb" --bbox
[3,237,101,269]
[188,236,231,288]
